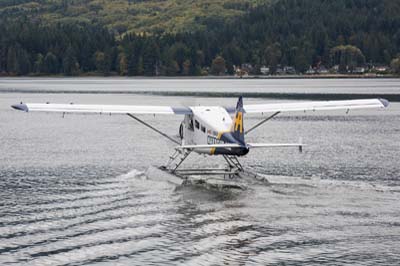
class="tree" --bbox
[195,50,205,67]
[164,60,179,76]
[142,40,159,76]
[43,52,59,74]
[117,53,128,75]
[330,45,365,73]
[225,60,234,75]
[127,54,138,76]
[182,60,191,75]
[210,55,226,75]
[160,47,179,76]
[187,49,204,75]
[63,46,80,75]
[6,45,31,75]
[16,47,31,75]
[6,47,18,74]
[295,52,309,74]
[137,56,144,75]
[264,43,282,74]
[391,57,400,74]
[127,53,144,76]
[94,51,111,75]
[222,42,244,72]
[0,46,6,73]
[168,42,188,74]
[34,53,44,74]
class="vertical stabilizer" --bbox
[231,96,245,145]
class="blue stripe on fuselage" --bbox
[213,132,249,156]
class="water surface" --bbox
[0,78,399,265]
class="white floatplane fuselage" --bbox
[180,105,249,156]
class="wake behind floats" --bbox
[12,96,389,189]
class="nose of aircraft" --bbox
[11,103,29,112]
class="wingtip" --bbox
[378,98,390,108]
[11,103,29,112]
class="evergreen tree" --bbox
[391,57,400,74]
[127,54,138,76]
[6,47,18,74]
[34,53,44,74]
[16,47,31,75]
[137,57,144,75]
[142,40,159,76]
[169,42,188,74]
[117,53,128,76]
[44,52,59,74]
[182,60,191,75]
[63,46,80,76]
[295,52,309,74]
[210,55,226,75]
[330,45,365,73]
[94,51,111,75]
[264,43,282,74]
[0,46,6,73]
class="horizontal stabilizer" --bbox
[177,144,243,150]
[177,143,304,150]
[247,143,304,148]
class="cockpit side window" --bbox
[186,115,194,131]
[201,125,206,133]
[195,120,200,129]
[189,119,194,131]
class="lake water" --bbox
[0,78,399,265]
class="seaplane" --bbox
[12,97,389,189]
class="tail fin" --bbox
[231,96,245,145]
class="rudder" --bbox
[231,96,245,145]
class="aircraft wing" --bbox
[225,98,389,114]
[13,98,388,115]
[11,103,192,115]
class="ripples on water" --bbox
[1,169,399,265]
[1,79,400,265]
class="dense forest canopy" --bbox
[0,0,264,34]
[0,0,399,76]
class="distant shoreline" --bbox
[0,74,399,79]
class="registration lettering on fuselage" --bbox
[207,135,225,145]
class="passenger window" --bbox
[195,120,199,129]
[201,126,206,133]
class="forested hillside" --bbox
[1,0,400,76]
[0,0,263,33]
